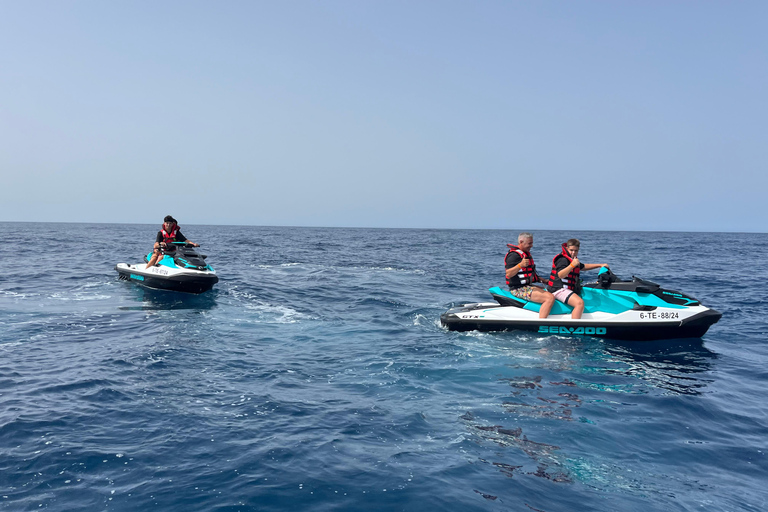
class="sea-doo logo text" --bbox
[538,326,606,335]
[130,274,145,281]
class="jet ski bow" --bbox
[440,268,721,341]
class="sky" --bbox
[1,1,766,232]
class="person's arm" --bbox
[175,232,199,247]
[556,257,576,279]
[505,253,524,279]
[582,263,608,271]
[154,232,163,249]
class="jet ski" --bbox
[115,242,218,294]
[440,268,721,341]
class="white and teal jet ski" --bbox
[115,242,218,294]
[440,268,721,341]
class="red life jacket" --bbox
[547,243,580,291]
[161,225,180,244]
[505,244,539,288]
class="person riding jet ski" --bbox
[504,232,554,319]
[547,238,610,319]
[146,215,199,268]
[114,214,217,294]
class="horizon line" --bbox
[0,219,764,235]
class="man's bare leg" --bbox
[530,288,555,319]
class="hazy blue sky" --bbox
[1,1,765,231]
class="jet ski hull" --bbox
[440,303,722,341]
[115,263,218,294]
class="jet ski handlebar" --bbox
[590,267,661,293]
[158,242,201,254]
[163,241,199,247]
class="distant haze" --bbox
[1,1,765,232]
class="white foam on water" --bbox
[227,286,315,323]
[0,290,38,299]
[49,292,112,301]
[350,266,426,275]
[242,301,314,324]
[256,262,425,274]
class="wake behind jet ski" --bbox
[441,268,721,341]
[115,242,218,294]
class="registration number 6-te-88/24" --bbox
[639,311,679,319]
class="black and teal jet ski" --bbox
[115,242,218,294]
[440,268,721,341]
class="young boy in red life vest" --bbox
[546,238,609,319]
[145,215,199,269]
[504,232,555,319]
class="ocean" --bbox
[0,223,766,511]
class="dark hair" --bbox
[164,215,177,223]
[566,238,580,248]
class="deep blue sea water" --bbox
[1,223,766,511]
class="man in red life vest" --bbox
[546,239,609,319]
[504,232,555,319]
[145,215,199,269]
